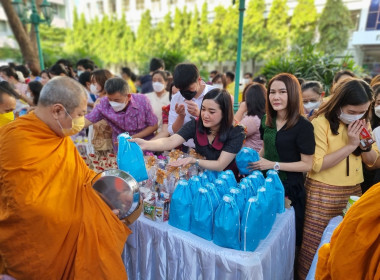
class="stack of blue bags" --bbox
[169,148,286,252]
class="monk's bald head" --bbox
[38,76,87,114]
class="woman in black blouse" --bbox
[132,89,246,177]
[249,73,315,247]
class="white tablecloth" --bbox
[122,208,296,280]
[306,216,343,280]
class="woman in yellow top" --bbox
[298,78,378,279]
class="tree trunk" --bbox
[1,0,40,72]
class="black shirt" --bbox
[177,118,246,160]
[261,116,315,185]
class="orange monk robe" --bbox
[315,183,380,280]
[0,112,131,280]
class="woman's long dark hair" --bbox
[245,82,266,119]
[370,86,380,129]
[28,80,43,105]
[197,89,233,143]
[317,78,373,135]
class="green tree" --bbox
[133,10,154,71]
[267,0,289,56]
[290,0,318,48]
[186,7,201,63]
[39,25,67,66]
[152,12,172,55]
[207,6,228,64]
[318,0,352,53]
[242,0,269,68]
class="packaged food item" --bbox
[359,127,374,149]
[155,192,170,222]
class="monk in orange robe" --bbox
[315,183,380,280]
[0,77,134,279]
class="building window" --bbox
[366,0,380,30]
[168,0,177,5]
[136,0,144,10]
[0,20,8,33]
[109,0,116,13]
[50,3,65,19]
[152,0,161,10]
[122,0,130,11]
[97,1,104,14]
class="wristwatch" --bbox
[195,159,200,166]
[274,162,280,171]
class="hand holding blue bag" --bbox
[169,180,193,231]
[190,187,214,240]
[236,147,260,175]
[213,195,240,249]
[117,132,148,182]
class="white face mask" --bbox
[26,91,33,99]
[77,70,84,77]
[152,82,165,93]
[375,105,380,118]
[243,78,251,85]
[109,100,127,112]
[213,83,223,89]
[339,108,365,125]
[90,84,99,94]
[304,101,321,113]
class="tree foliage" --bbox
[267,0,289,56]
[290,0,318,49]
[318,0,353,53]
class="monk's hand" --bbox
[112,209,120,217]
[129,138,147,150]
[249,158,274,171]
[168,157,194,168]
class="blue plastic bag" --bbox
[247,175,263,196]
[264,178,277,227]
[200,173,209,186]
[241,197,263,251]
[204,183,221,210]
[169,180,193,231]
[204,170,219,183]
[229,187,246,216]
[190,187,214,240]
[213,195,240,249]
[224,170,238,188]
[117,133,148,182]
[188,176,202,198]
[250,171,265,186]
[214,178,229,197]
[266,170,285,214]
[236,147,260,175]
[238,182,253,204]
[257,186,272,238]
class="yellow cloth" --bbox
[127,79,137,93]
[226,82,242,103]
[315,183,380,280]
[0,112,130,280]
[0,112,14,127]
[308,115,368,186]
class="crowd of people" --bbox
[0,57,379,279]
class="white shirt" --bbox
[168,84,215,147]
[146,91,170,131]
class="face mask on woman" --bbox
[304,101,321,114]
[339,108,365,125]
[213,83,223,90]
[375,105,380,118]
[90,83,99,94]
[152,82,165,93]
